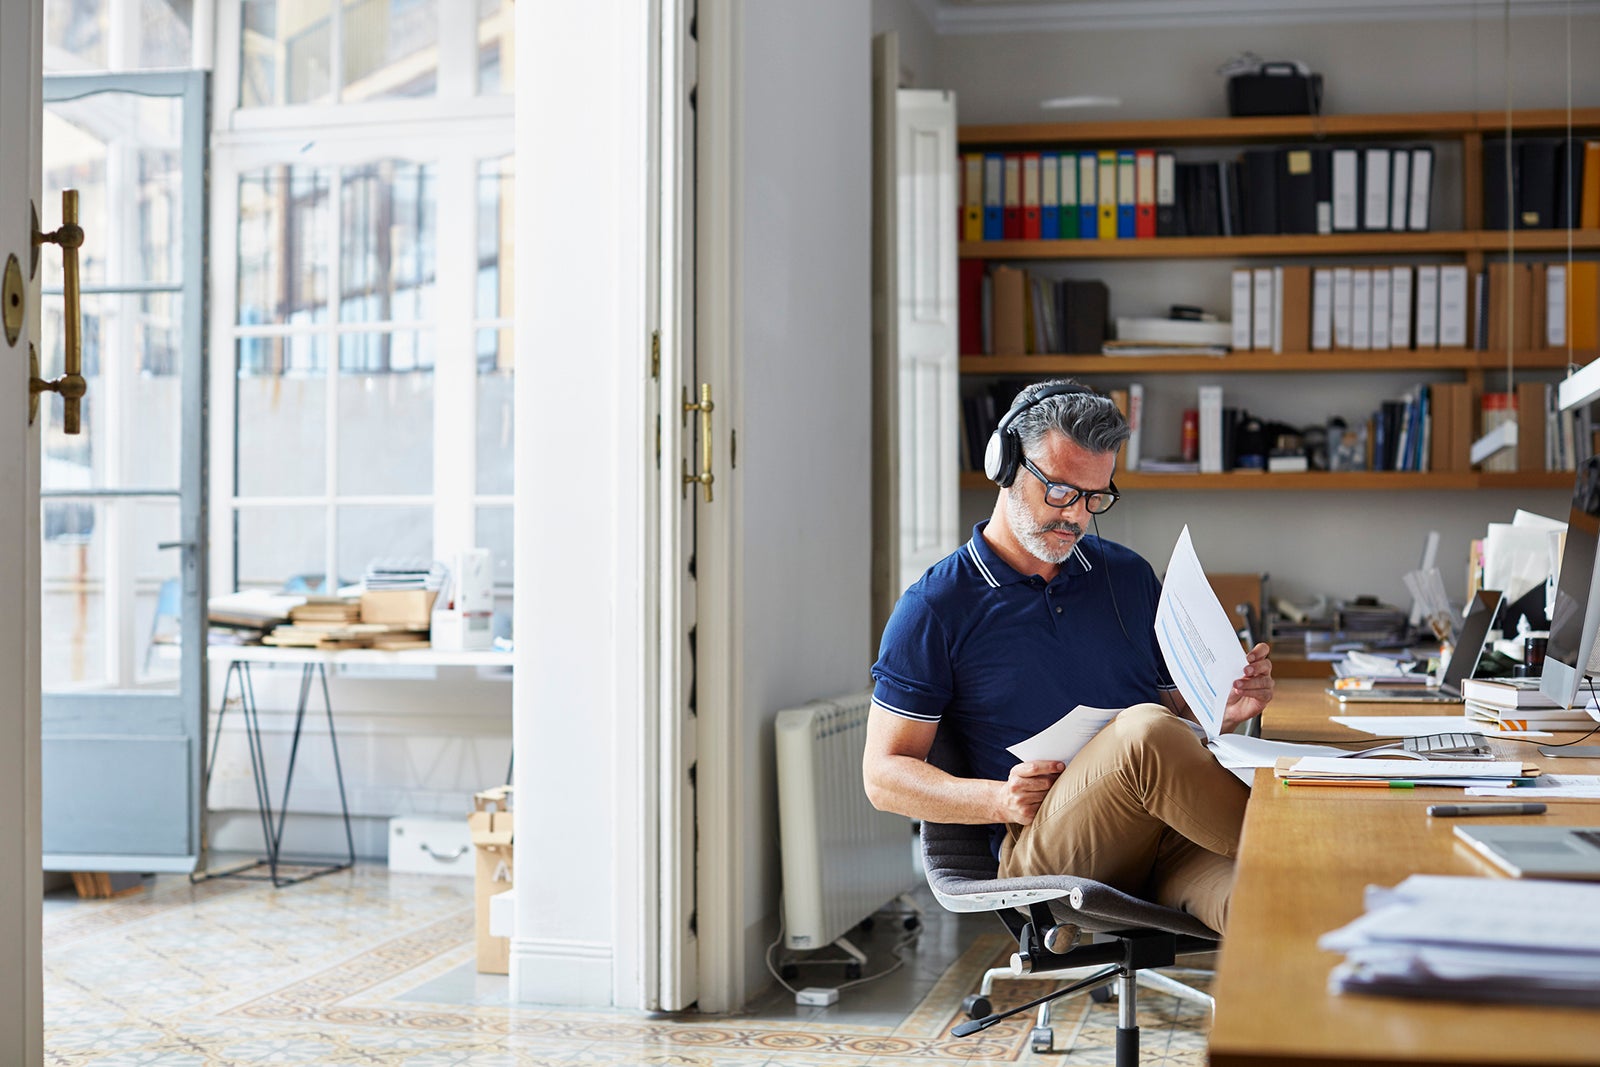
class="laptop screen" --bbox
[1439,589,1502,696]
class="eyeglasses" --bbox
[1021,457,1121,514]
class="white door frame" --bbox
[689,0,743,1014]
[1,0,45,1055]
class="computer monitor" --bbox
[1540,455,1600,710]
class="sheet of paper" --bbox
[1329,715,1548,738]
[1467,774,1600,798]
[1286,757,1528,778]
[1208,733,1347,768]
[1006,705,1124,765]
[1484,522,1558,603]
[1154,526,1247,740]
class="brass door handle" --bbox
[682,383,714,503]
[31,190,86,432]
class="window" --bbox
[215,2,514,619]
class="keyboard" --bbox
[1401,731,1493,759]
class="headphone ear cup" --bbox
[983,429,1014,487]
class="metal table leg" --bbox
[192,659,355,887]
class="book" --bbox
[1114,317,1232,346]
[1198,384,1224,474]
[1461,677,1563,709]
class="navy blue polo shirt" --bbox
[870,521,1176,786]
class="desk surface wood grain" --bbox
[1208,679,1600,1067]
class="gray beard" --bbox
[1005,490,1082,567]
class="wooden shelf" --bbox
[958,470,1573,492]
[959,350,1592,375]
[956,108,1600,148]
[960,230,1600,261]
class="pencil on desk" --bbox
[1282,778,1417,789]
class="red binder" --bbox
[1003,154,1022,239]
[959,260,985,355]
[1135,149,1157,238]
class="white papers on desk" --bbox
[1320,874,1600,1005]
[1287,756,1528,779]
[1207,733,1349,785]
[1329,715,1550,738]
[1467,775,1600,798]
[1006,705,1124,765]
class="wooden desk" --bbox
[1209,679,1600,1067]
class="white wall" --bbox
[735,0,873,994]
[940,10,1596,607]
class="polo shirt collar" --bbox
[967,521,1093,589]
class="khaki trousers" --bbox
[997,702,1248,935]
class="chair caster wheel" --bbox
[1090,985,1113,1003]
[961,994,991,1019]
[1030,1026,1054,1053]
[903,915,920,931]
[780,964,798,980]
[844,962,863,980]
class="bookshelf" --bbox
[957,106,1600,492]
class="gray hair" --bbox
[1011,379,1130,459]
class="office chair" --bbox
[921,727,1220,1063]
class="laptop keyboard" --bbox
[1401,731,1493,758]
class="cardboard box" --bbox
[468,785,514,974]
[360,589,438,627]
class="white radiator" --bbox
[775,692,919,951]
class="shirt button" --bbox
[1056,606,1063,614]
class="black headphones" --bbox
[983,381,1095,488]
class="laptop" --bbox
[1330,589,1502,704]
[1453,824,1600,880]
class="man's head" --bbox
[995,380,1128,567]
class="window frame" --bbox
[209,3,513,598]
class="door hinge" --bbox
[650,329,660,379]
[655,413,661,468]
[730,427,737,469]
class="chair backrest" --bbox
[922,725,1003,882]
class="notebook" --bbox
[1453,824,1600,880]
[1330,590,1501,704]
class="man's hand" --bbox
[1220,642,1275,732]
[994,760,1065,825]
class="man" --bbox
[862,380,1273,934]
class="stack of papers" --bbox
[363,558,445,591]
[1277,756,1537,787]
[1466,774,1600,799]
[1320,874,1600,1006]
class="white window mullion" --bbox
[437,0,475,100]
[434,152,477,571]
[331,1,346,106]
[327,162,344,588]
[209,147,241,591]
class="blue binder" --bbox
[1117,149,1137,238]
[1077,152,1098,238]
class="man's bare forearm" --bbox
[864,754,1003,825]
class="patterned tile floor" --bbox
[44,863,1212,1066]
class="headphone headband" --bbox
[983,381,1095,488]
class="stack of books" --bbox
[207,589,305,643]
[364,559,445,591]
[1463,677,1600,732]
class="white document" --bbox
[1330,715,1523,737]
[1287,757,1527,779]
[1467,774,1600,798]
[1006,705,1124,766]
[1484,522,1561,603]
[1155,526,1247,738]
